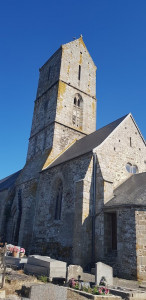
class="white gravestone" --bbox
[95,262,113,286]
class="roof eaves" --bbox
[46,150,93,171]
[104,203,146,209]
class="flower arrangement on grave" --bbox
[6,244,14,253]
[20,248,25,254]
[13,246,20,253]
[92,286,109,295]
[68,278,109,295]
[69,278,79,289]
[12,246,20,257]
[19,248,25,257]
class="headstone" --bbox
[67,265,83,281]
[95,262,113,286]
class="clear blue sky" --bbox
[0,0,146,179]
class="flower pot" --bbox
[19,252,24,258]
[12,251,19,258]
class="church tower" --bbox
[26,36,97,167]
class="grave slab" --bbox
[25,255,67,279]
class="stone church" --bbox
[0,36,146,280]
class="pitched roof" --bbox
[0,170,21,192]
[105,172,146,208]
[45,114,128,170]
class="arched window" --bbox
[131,165,138,174]
[74,97,77,105]
[72,93,83,129]
[55,180,63,220]
[126,163,138,174]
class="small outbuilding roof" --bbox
[45,114,128,170]
[0,170,21,192]
[105,172,146,208]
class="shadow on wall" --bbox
[72,155,105,271]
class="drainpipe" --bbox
[92,151,97,266]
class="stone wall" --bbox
[136,209,146,281]
[96,114,146,191]
[56,81,96,135]
[95,208,137,279]
[36,48,62,98]
[31,152,93,266]
[61,37,96,98]
[0,190,8,238]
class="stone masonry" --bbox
[0,36,145,280]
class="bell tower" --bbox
[26,37,97,165]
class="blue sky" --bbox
[0,0,146,179]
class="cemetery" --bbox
[0,243,146,299]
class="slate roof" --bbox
[46,114,128,170]
[0,170,21,192]
[105,172,146,208]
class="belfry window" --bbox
[72,93,83,129]
[55,180,63,220]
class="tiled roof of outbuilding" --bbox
[105,172,146,208]
[0,170,21,192]
[45,114,128,170]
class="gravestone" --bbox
[95,262,113,286]
[67,265,83,281]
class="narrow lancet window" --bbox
[78,65,81,80]
[130,137,132,147]
[55,180,63,220]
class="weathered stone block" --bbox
[25,255,67,279]
[30,283,67,300]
